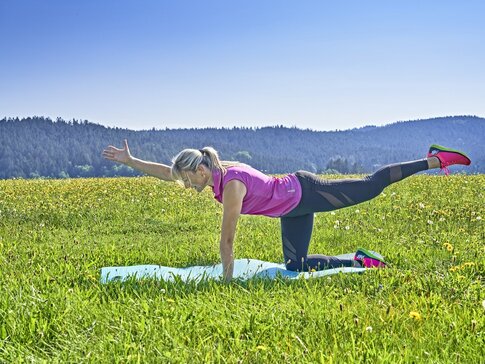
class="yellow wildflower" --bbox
[443,243,453,252]
[409,311,422,320]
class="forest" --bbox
[0,115,483,179]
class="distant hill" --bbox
[0,115,483,179]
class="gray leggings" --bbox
[281,159,429,271]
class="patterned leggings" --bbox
[281,159,429,271]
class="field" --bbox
[0,175,484,363]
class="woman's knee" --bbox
[360,174,386,199]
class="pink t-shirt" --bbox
[211,165,302,217]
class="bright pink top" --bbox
[211,165,302,217]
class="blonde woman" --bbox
[103,140,470,281]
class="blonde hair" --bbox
[171,147,238,181]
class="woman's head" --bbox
[171,147,226,191]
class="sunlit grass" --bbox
[0,175,483,363]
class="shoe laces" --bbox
[433,151,453,176]
[440,164,451,176]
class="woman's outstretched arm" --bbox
[102,139,174,181]
[220,180,247,282]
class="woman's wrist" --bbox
[124,155,136,167]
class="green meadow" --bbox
[0,175,483,363]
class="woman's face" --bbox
[181,166,211,193]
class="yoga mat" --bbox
[100,252,381,283]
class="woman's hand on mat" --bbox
[102,139,132,165]
[220,243,234,282]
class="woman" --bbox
[102,141,471,281]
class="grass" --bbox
[0,175,484,363]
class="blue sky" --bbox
[1,0,484,130]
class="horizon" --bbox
[1,1,485,131]
[2,114,484,133]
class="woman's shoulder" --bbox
[226,164,265,176]
[224,165,273,184]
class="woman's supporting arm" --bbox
[220,180,247,282]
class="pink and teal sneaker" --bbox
[354,248,386,268]
[427,144,471,176]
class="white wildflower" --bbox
[419,203,425,209]
[427,220,433,225]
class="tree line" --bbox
[0,115,483,179]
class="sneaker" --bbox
[354,248,386,268]
[427,144,471,176]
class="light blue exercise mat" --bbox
[100,252,382,283]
